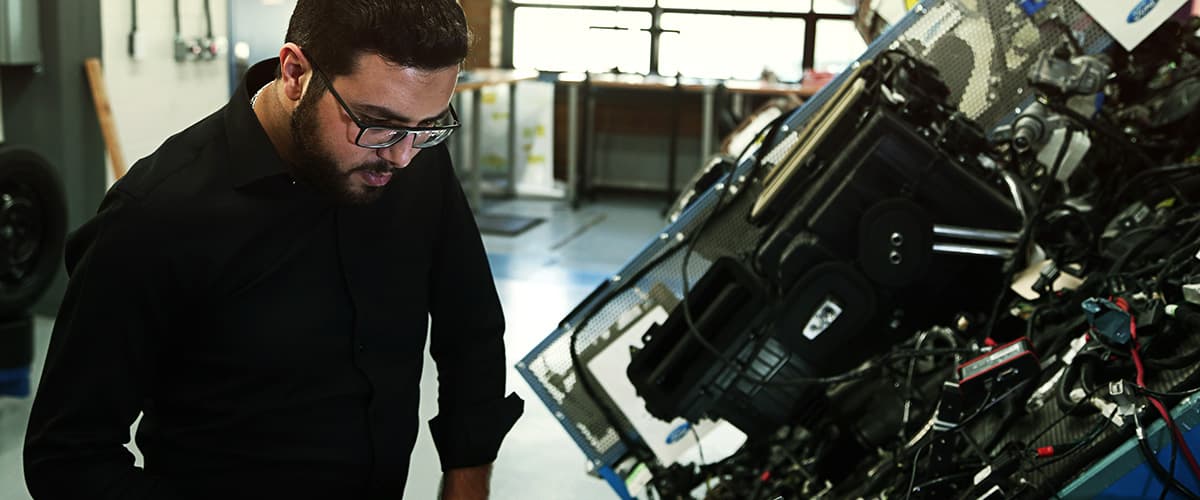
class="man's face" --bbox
[289,53,459,205]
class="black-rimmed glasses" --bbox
[306,53,460,149]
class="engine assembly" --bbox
[517,1,1200,498]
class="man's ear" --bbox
[277,43,309,104]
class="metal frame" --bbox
[502,1,854,75]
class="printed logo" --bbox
[1127,0,1160,23]
[665,422,691,445]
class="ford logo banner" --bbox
[1128,0,1160,23]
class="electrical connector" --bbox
[1166,303,1200,331]
[174,35,193,63]
[1082,297,1132,346]
[1089,396,1124,427]
[127,31,145,61]
[1032,261,1061,295]
[1183,283,1200,306]
[1108,380,1145,425]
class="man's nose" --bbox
[377,133,420,168]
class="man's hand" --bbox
[440,464,492,500]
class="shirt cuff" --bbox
[428,392,524,470]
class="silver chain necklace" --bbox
[250,82,270,107]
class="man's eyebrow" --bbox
[354,103,448,125]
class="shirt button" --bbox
[357,343,365,352]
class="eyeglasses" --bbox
[305,53,460,149]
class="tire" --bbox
[0,147,67,317]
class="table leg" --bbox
[469,88,483,211]
[584,81,596,206]
[506,82,518,198]
[701,85,715,160]
[667,81,681,210]
[567,83,580,209]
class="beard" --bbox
[288,89,394,205]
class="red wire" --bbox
[1117,298,1200,482]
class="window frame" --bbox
[501,0,856,78]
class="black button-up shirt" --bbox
[24,59,522,499]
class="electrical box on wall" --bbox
[0,0,41,65]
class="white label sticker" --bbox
[803,298,844,340]
[1075,0,1189,50]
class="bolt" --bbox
[889,251,903,265]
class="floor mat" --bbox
[476,212,544,236]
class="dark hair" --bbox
[285,0,470,78]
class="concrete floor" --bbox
[0,197,666,500]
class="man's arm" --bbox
[439,464,492,500]
[24,191,182,499]
[425,145,523,480]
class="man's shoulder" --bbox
[113,107,230,205]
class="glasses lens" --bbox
[412,129,454,149]
[359,127,403,148]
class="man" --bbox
[24,1,522,498]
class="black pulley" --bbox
[0,147,67,318]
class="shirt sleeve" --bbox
[23,188,185,499]
[426,147,524,471]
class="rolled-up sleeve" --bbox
[426,150,523,471]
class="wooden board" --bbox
[83,58,126,181]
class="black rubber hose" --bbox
[1137,431,1200,499]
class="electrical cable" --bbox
[1028,409,1111,473]
[982,125,1075,344]
[1135,410,1200,499]
[903,442,928,500]
[203,0,214,39]
[690,426,712,495]
[173,0,181,36]
[1121,298,1200,483]
[1161,435,1179,500]
[1026,386,1103,450]
[1112,163,1200,206]
[1140,385,1200,399]
[901,330,941,443]
[1109,204,1200,275]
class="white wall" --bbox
[100,0,230,187]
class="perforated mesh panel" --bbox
[516,0,1118,471]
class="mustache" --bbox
[351,162,398,175]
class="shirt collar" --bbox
[225,58,292,188]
